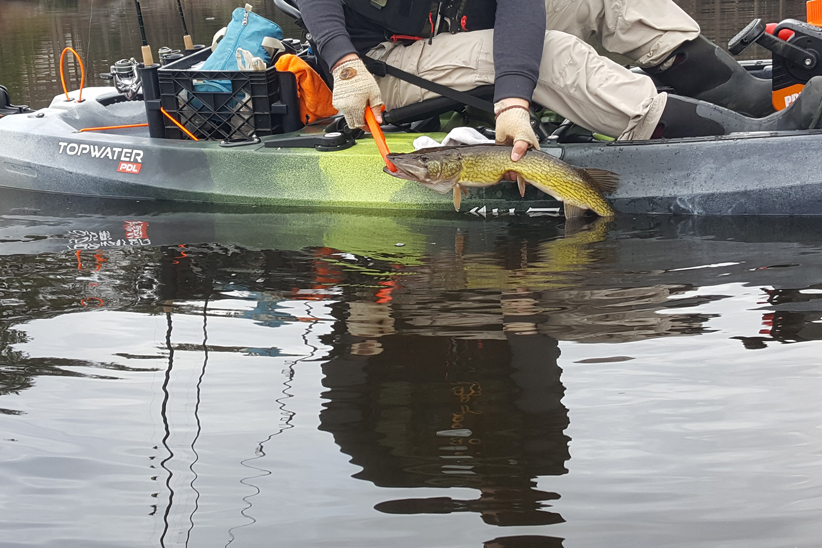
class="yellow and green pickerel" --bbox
[384,144,618,218]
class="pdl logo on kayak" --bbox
[58,141,144,174]
[784,92,802,108]
[117,162,142,174]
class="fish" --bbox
[384,144,618,218]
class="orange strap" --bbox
[79,123,149,133]
[365,107,396,172]
[59,47,85,103]
[160,107,199,141]
[390,34,423,42]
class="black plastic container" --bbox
[153,48,303,141]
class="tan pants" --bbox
[367,0,700,140]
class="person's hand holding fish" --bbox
[494,99,540,162]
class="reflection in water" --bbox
[320,328,569,527]
[156,307,207,548]
[5,204,822,545]
[146,248,330,547]
[734,286,822,349]
[305,216,712,536]
[482,537,564,548]
[227,299,327,546]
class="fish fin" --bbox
[582,168,619,195]
[563,203,588,219]
[453,185,462,211]
[519,174,561,201]
[461,185,470,196]
[516,174,527,197]
[420,180,460,195]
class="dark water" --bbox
[4,1,822,547]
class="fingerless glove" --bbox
[494,103,540,149]
[331,58,384,129]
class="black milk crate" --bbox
[156,48,303,141]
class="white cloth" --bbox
[413,127,493,149]
[236,48,266,71]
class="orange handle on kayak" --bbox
[365,106,397,173]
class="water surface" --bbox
[3,192,822,547]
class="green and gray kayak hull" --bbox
[2,86,822,216]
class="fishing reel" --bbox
[157,46,184,65]
[100,58,142,101]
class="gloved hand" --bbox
[331,57,383,129]
[494,101,540,161]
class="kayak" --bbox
[2,71,822,216]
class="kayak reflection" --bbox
[482,537,564,548]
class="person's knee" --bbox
[540,30,600,79]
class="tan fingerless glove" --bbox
[331,57,383,129]
[494,103,540,150]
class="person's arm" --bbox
[493,0,544,104]
[295,0,357,68]
[492,0,545,160]
[295,0,383,128]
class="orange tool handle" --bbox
[365,106,397,172]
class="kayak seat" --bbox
[382,86,495,126]
[0,85,33,117]
[0,85,10,110]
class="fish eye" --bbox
[420,155,429,163]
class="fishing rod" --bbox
[175,0,194,51]
[134,0,154,65]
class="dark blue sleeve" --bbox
[492,0,545,102]
[295,0,358,68]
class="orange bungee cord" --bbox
[59,47,86,103]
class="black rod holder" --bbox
[139,63,166,139]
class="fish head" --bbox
[384,147,463,194]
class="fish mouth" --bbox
[383,161,431,181]
[383,165,418,180]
